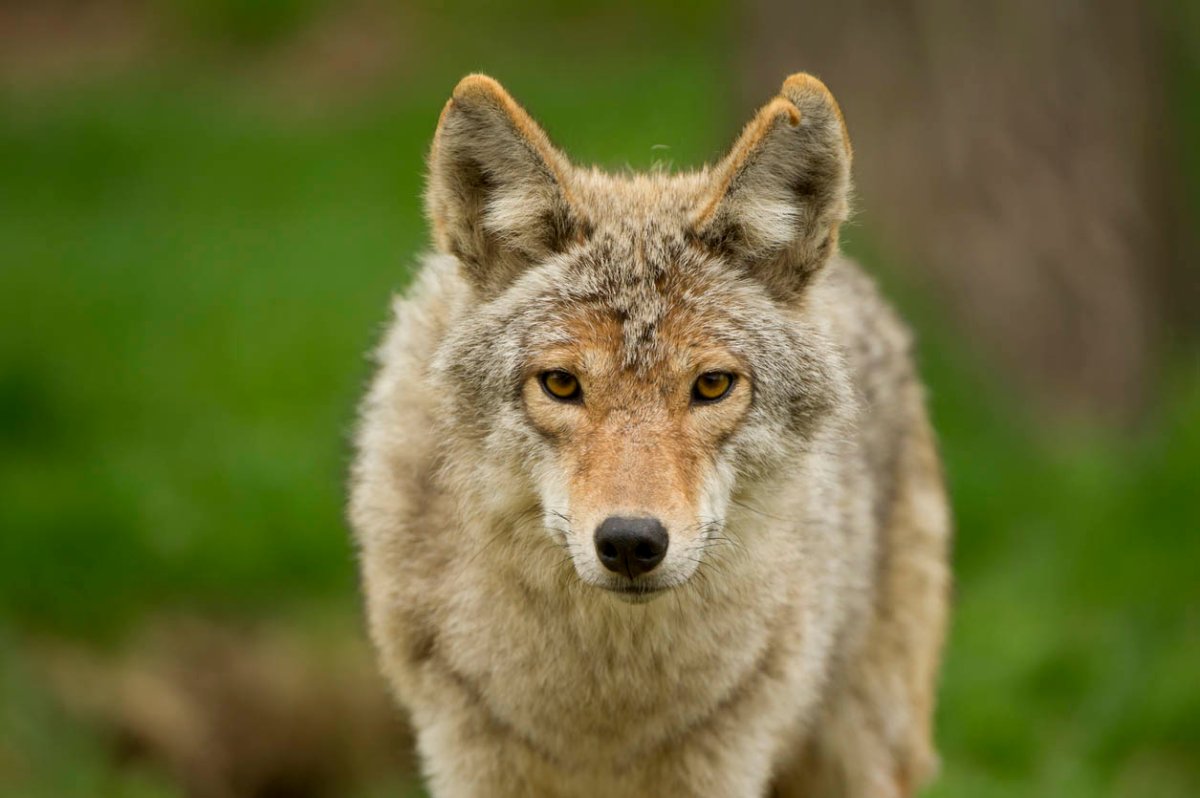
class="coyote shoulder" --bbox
[349,73,951,797]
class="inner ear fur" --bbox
[693,73,853,299]
[426,74,584,295]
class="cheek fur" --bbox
[684,385,753,450]
[530,453,573,534]
[696,458,737,524]
[521,382,585,440]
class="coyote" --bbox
[349,73,951,797]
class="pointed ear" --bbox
[692,74,852,299]
[426,74,584,295]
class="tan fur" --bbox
[695,96,803,228]
[350,73,951,797]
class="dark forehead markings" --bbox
[553,228,725,371]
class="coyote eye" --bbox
[540,370,582,402]
[693,371,735,403]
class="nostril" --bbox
[593,516,669,577]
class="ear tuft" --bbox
[780,72,836,106]
[426,74,582,296]
[780,72,852,160]
[694,72,852,299]
[450,73,508,103]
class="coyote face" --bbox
[518,290,752,597]
[429,76,853,600]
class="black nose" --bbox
[594,516,668,578]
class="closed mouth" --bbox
[601,583,669,603]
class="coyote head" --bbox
[428,74,854,601]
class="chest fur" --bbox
[425,534,807,767]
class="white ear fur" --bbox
[426,75,583,295]
[694,74,853,298]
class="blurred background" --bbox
[1,1,1196,796]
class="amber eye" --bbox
[693,371,735,403]
[540,370,582,402]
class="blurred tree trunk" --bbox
[739,0,1194,425]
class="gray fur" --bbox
[349,73,951,797]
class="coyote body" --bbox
[350,74,950,797]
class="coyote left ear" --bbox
[693,74,852,299]
[426,74,584,296]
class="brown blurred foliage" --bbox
[742,0,1197,425]
[39,617,413,798]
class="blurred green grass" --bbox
[1,4,1198,795]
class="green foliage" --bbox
[845,227,1200,796]
[163,0,328,47]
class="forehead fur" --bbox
[495,168,766,370]
[568,168,713,231]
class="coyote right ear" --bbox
[426,75,584,296]
[693,74,852,299]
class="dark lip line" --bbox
[604,584,668,595]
